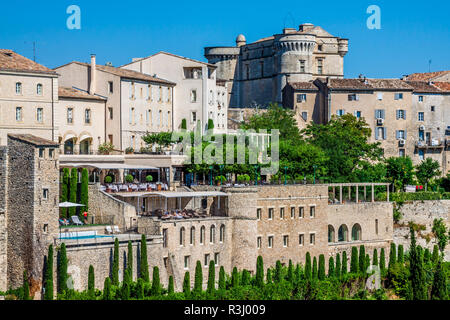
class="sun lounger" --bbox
[113,225,120,234]
[59,218,69,226]
[70,216,83,226]
[105,226,113,234]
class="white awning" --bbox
[114,191,228,198]
[61,163,158,170]
[64,134,76,141]
[79,134,92,142]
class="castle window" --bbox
[219,225,225,243]
[43,188,49,200]
[348,94,359,101]
[431,106,435,112]
[301,112,308,121]
[108,81,114,93]
[204,254,210,267]
[210,225,216,244]
[337,109,345,116]
[338,225,348,242]
[39,148,44,158]
[257,237,262,249]
[351,224,362,241]
[418,112,424,121]
[49,149,54,158]
[396,110,406,120]
[179,227,185,246]
[256,208,261,220]
[190,227,195,245]
[354,111,362,119]
[328,225,335,243]
[37,83,43,95]
[283,235,289,247]
[298,207,304,218]
[299,234,304,246]
[290,207,295,219]
[375,219,378,235]
[299,60,305,73]
[214,253,220,266]
[268,208,273,220]
[108,107,113,120]
[16,82,22,95]
[268,236,273,248]
[184,256,190,269]
[280,207,284,219]
[85,109,91,124]
[16,107,23,122]
[310,206,315,218]
[162,228,168,248]
[37,108,43,123]
[200,226,205,244]
[394,93,403,100]
[43,224,49,234]
[309,233,315,245]
[317,59,323,75]
[67,108,73,124]
[318,44,323,51]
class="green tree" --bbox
[386,156,414,192]
[69,168,78,216]
[140,235,149,282]
[305,252,312,281]
[60,168,70,218]
[373,249,378,266]
[112,238,119,285]
[44,245,54,300]
[151,266,161,296]
[194,261,203,294]
[127,241,133,280]
[287,260,294,283]
[80,168,89,217]
[318,255,325,280]
[416,158,441,190]
[350,247,359,274]
[430,258,448,300]
[424,248,431,264]
[312,257,318,280]
[168,276,174,295]
[207,119,214,130]
[359,245,366,276]
[241,269,250,286]
[218,267,226,291]
[88,265,95,299]
[23,270,30,300]
[207,260,216,295]
[365,255,370,274]
[121,269,131,300]
[183,271,191,297]
[256,256,264,288]
[266,268,272,283]
[397,245,404,264]
[275,260,282,282]
[231,267,239,288]
[409,226,427,300]
[432,245,439,264]
[432,218,448,253]
[388,242,397,271]
[181,118,187,130]
[342,251,348,276]
[137,278,145,299]
[328,257,335,278]
[57,243,68,295]
[380,248,386,276]
[335,253,341,279]
[103,277,112,300]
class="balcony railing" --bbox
[415,140,444,148]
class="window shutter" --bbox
[375,128,379,140]
[375,110,378,118]
[405,130,407,139]
[396,130,399,139]
[403,110,406,119]
[129,108,133,124]
[396,110,399,120]
[381,110,385,119]
[383,127,387,140]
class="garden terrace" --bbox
[327,182,391,204]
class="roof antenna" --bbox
[33,41,36,62]
[428,59,431,73]
[283,12,296,29]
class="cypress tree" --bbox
[335,253,341,279]
[194,261,203,293]
[388,242,396,270]
[137,278,145,299]
[312,257,318,280]
[365,254,370,273]
[266,268,272,283]
[57,243,68,295]
[380,248,386,276]
[44,244,54,300]
[88,265,95,299]
[112,238,119,285]
[231,267,239,288]
[207,260,216,295]
[398,244,404,264]
[80,168,89,218]
[342,251,348,276]
[328,257,335,278]
[168,276,174,295]
[207,119,214,130]
[373,249,378,266]
[183,271,191,297]
[431,258,448,300]
[304,252,312,281]
[218,267,226,291]
[103,277,112,300]
[241,269,250,286]
[60,168,70,218]
[318,255,325,280]
[23,270,30,300]
[151,266,161,296]
[424,248,431,264]
[275,260,282,282]
[69,168,78,217]
[359,245,366,276]
[287,260,294,283]
[140,234,149,282]
[350,247,359,274]
[432,245,439,264]
[122,269,131,300]
[294,264,302,284]
[127,241,133,280]
[256,256,264,288]
[409,226,427,300]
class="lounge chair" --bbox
[71,216,83,226]
[105,226,113,234]
[113,225,120,234]
[59,218,69,226]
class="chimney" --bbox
[89,54,97,95]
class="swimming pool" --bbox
[59,235,115,240]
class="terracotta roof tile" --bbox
[404,71,450,81]
[328,78,413,90]
[59,87,107,101]
[328,78,373,90]
[366,79,413,90]
[8,134,59,147]
[0,49,57,75]
[405,81,443,93]
[289,81,318,91]
[433,82,450,92]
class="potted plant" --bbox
[98,142,115,155]
[104,175,113,192]
[125,174,134,184]
[146,175,153,190]
[215,175,226,186]
[125,147,134,154]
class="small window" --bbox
[431,106,435,112]
[283,235,289,247]
[399,149,405,157]
[190,90,197,103]
[190,227,195,245]
[85,109,91,124]
[214,253,220,266]
[348,94,359,101]
[377,93,383,100]
[419,149,425,160]
[179,227,185,246]
[162,228,168,248]
[318,44,323,51]
[16,82,22,95]
[418,95,423,102]
[301,112,308,121]
[354,111,362,118]
[204,254,210,267]
[257,208,261,220]
[210,225,216,244]
[397,110,406,120]
[375,219,379,235]
[43,188,49,200]
[191,111,197,123]
[108,81,114,93]
[39,148,44,158]
[43,224,49,233]
[299,234,304,246]
[418,112,424,121]
[290,207,295,219]
[337,109,345,116]
[268,208,273,220]
[310,206,315,218]
[280,207,284,219]
[268,236,273,248]
[310,233,315,245]
[200,226,205,244]
[37,84,43,95]
[298,207,304,218]
[49,149,54,158]
[257,237,262,249]
[37,108,43,123]
[299,60,306,73]
[317,59,323,75]
[394,93,403,100]
[184,256,190,269]
[108,107,113,120]
[16,107,23,122]
[297,94,307,103]
[67,108,73,124]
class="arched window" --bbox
[179,227,185,246]
[328,225,335,243]
[338,225,348,242]
[200,226,205,244]
[37,83,43,95]
[190,226,195,245]
[219,224,225,243]
[210,225,216,243]
[351,223,362,241]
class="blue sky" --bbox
[0,0,448,78]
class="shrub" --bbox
[127,241,133,280]
[380,248,386,276]
[168,276,174,295]
[350,247,359,274]
[342,251,348,275]
[359,245,366,276]
[103,277,112,300]
[145,175,153,182]
[219,267,226,291]
[328,257,335,278]
[388,243,397,271]
[397,245,404,264]
[207,260,216,295]
[125,174,134,183]
[256,256,264,288]
[304,252,312,281]
[23,270,30,300]
[125,147,134,154]
[335,254,341,279]
[69,168,78,217]
[373,249,378,266]
[98,142,115,155]
[312,257,318,280]
[181,118,187,130]
[104,175,113,184]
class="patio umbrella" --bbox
[58,202,85,208]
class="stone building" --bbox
[56,87,107,155]
[0,134,59,297]
[120,52,228,133]
[205,23,348,108]
[54,55,175,152]
[0,49,58,146]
